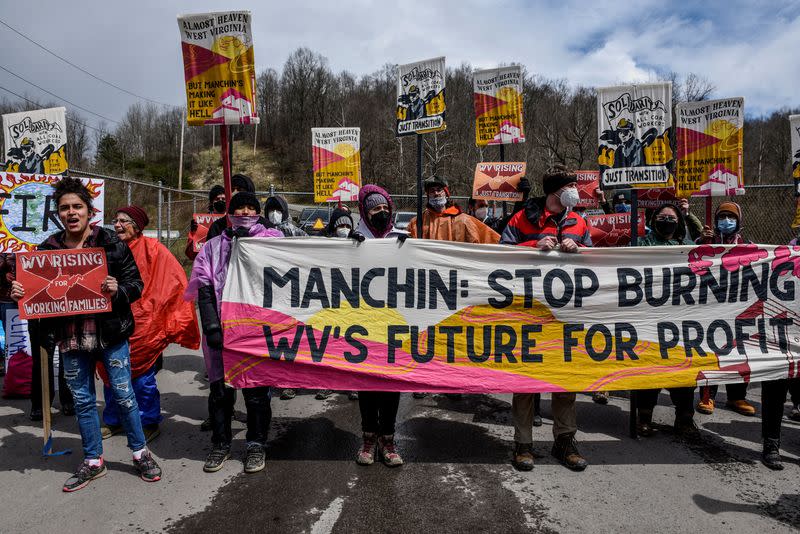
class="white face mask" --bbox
[429,196,447,211]
[335,227,351,238]
[559,188,580,209]
[474,207,488,220]
[268,211,283,225]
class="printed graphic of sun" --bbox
[705,119,740,153]
[211,36,246,59]
[332,143,357,158]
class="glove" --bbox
[397,233,408,243]
[517,177,531,197]
[350,231,366,243]
[206,329,223,350]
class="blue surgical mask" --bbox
[614,203,631,213]
[717,218,737,235]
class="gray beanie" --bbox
[334,215,352,228]
[364,192,388,211]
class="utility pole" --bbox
[178,109,185,190]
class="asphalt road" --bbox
[0,345,798,533]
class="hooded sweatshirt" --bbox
[264,195,308,236]
[357,184,404,239]
[206,175,259,241]
[696,201,747,245]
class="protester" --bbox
[186,192,282,474]
[206,174,262,241]
[186,184,226,260]
[467,198,499,229]
[10,177,160,491]
[100,206,200,442]
[500,164,590,472]
[264,195,308,237]
[694,201,755,416]
[354,185,403,467]
[633,204,698,437]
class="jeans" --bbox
[103,363,162,427]
[358,392,400,435]
[209,379,272,446]
[62,341,146,459]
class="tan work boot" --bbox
[727,399,756,416]
[551,434,588,471]
[512,442,534,471]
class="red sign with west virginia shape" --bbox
[16,248,110,319]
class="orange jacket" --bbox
[408,206,500,244]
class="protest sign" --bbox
[178,11,258,126]
[189,213,225,252]
[221,239,800,393]
[16,248,111,319]
[587,213,646,247]
[598,83,673,189]
[676,98,744,197]
[576,171,600,208]
[472,162,526,201]
[312,128,361,202]
[396,57,446,136]
[0,172,104,253]
[791,115,800,180]
[635,187,679,209]
[473,66,525,146]
[792,178,800,230]
[3,107,68,175]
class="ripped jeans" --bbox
[62,341,146,459]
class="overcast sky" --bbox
[0,0,797,130]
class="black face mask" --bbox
[370,211,390,231]
[212,200,226,213]
[654,220,678,238]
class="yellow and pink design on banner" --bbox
[312,128,361,203]
[178,11,258,126]
[473,66,525,146]
[220,239,800,392]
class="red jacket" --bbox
[500,197,592,247]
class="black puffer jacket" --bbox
[37,226,143,349]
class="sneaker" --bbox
[244,443,266,474]
[63,460,107,492]
[133,450,162,482]
[280,389,296,400]
[203,445,231,473]
[30,408,43,422]
[790,403,800,422]
[674,418,700,438]
[551,434,588,471]
[356,432,377,465]
[696,398,715,415]
[348,391,359,401]
[512,442,534,471]
[61,403,75,416]
[762,438,783,470]
[200,417,212,431]
[726,399,756,416]
[532,414,543,427]
[377,434,404,467]
[144,424,161,443]
[412,392,428,399]
[101,424,123,440]
[315,389,333,400]
[636,422,658,437]
[592,392,608,405]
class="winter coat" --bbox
[264,195,307,237]
[500,196,592,247]
[408,205,499,243]
[695,203,747,245]
[638,204,693,246]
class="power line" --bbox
[0,17,178,109]
[0,84,107,134]
[0,63,120,125]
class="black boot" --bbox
[762,438,783,471]
[551,433,588,471]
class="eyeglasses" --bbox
[655,216,678,223]
[111,218,134,226]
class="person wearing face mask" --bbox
[185,192,282,474]
[407,176,500,244]
[206,174,261,241]
[500,164,591,473]
[693,201,755,417]
[263,195,307,237]
[633,204,699,438]
[186,184,227,260]
[356,185,404,239]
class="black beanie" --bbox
[542,165,577,196]
[231,174,255,193]
[208,184,225,203]
[227,191,261,214]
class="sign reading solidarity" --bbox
[189,213,225,252]
[471,162,526,201]
[220,239,800,393]
[16,248,111,319]
[396,57,446,136]
[2,107,68,175]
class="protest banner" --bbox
[396,57,446,137]
[473,66,525,146]
[221,238,800,393]
[576,170,600,208]
[676,98,744,197]
[312,128,361,202]
[598,83,673,189]
[189,213,225,252]
[791,115,800,180]
[793,178,800,230]
[16,248,111,319]
[0,172,104,253]
[472,162,526,201]
[635,187,679,209]
[177,11,258,126]
[587,213,646,247]
[2,107,68,175]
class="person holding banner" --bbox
[206,174,261,241]
[99,206,200,442]
[500,164,590,472]
[633,204,698,437]
[10,177,161,491]
[264,195,308,237]
[185,184,226,260]
[186,192,282,474]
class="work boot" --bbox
[726,399,756,416]
[532,414,543,427]
[762,438,783,470]
[512,442,534,471]
[203,444,231,473]
[280,389,296,400]
[674,417,700,438]
[315,389,333,400]
[592,392,608,405]
[348,391,359,401]
[244,443,266,473]
[636,409,657,437]
[696,398,715,415]
[378,434,403,467]
[551,434,588,471]
[412,392,428,399]
[101,424,123,440]
[790,403,800,422]
[356,432,377,465]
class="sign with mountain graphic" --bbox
[472,162,526,201]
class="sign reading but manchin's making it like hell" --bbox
[221,239,800,393]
